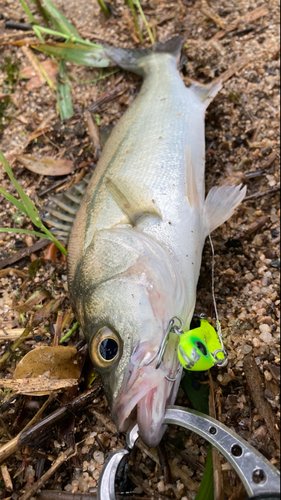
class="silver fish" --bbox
[62,37,246,447]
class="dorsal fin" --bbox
[41,173,91,243]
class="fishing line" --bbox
[209,234,225,357]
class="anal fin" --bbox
[106,177,162,225]
[204,183,247,235]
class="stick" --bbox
[0,239,49,270]
[244,185,280,201]
[243,355,280,447]
[0,463,13,491]
[19,447,75,500]
[209,372,224,500]
[0,383,101,463]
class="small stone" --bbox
[259,324,271,334]
[245,272,255,281]
[93,451,104,465]
[264,371,273,381]
[252,235,263,247]
[242,344,252,354]
[252,338,261,347]
[260,331,273,343]
[270,259,280,269]
[157,480,165,492]
[254,425,268,440]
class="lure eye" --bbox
[90,327,120,368]
[195,341,208,356]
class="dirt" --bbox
[0,0,280,499]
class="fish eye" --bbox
[195,341,208,356]
[90,327,120,368]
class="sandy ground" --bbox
[0,0,280,499]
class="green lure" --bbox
[178,319,227,371]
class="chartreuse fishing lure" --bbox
[178,318,227,371]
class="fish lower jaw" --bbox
[113,373,181,448]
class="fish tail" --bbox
[105,36,182,76]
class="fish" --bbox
[46,37,246,448]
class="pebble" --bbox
[259,323,271,333]
[93,450,104,465]
[242,344,252,354]
[157,480,165,492]
[260,331,274,343]
[264,371,273,381]
[245,272,255,281]
[252,337,261,347]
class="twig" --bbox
[91,409,117,434]
[0,239,49,270]
[243,355,280,447]
[211,4,269,41]
[0,383,101,464]
[201,0,226,29]
[209,372,224,500]
[0,328,31,340]
[19,447,75,500]
[84,110,101,155]
[21,395,53,434]
[0,326,32,368]
[0,464,13,491]
[237,215,270,240]
[244,185,280,201]
[52,310,64,346]
[261,151,278,170]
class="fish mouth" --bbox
[112,340,181,448]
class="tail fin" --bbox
[105,36,182,76]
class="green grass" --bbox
[0,150,67,256]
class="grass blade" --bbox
[97,0,111,17]
[32,42,112,67]
[133,0,155,44]
[0,228,52,239]
[0,150,67,256]
[40,0,81,38]
[56,60,73,120]
[181,371,214,500]
[0,186,28,216]
[0,150,41,225]
[194,446,214,500]
[126,0,144,43]
[19,0,38,24]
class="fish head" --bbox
[71,227,186,447]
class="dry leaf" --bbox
[13,345,80,395]
[0,377,78,395]
[19,155,74,176]
[20,59,59,90]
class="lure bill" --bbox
[45,37,246,447]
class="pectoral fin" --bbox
[106,177,162,225]
[204,183,247,235]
